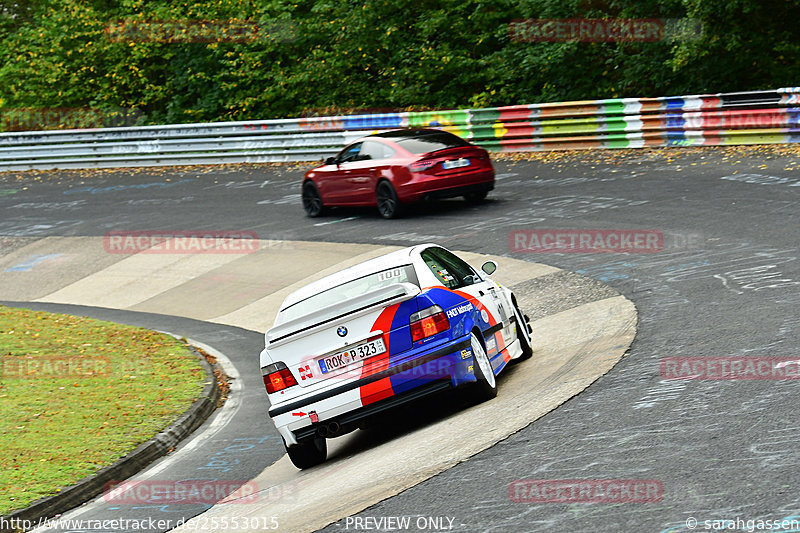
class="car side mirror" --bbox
[325,156,336,165]
[481,261,497,276]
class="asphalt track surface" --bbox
[2,145,800,532]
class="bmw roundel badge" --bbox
[337,326,348,337]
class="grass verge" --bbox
[0,305,207,516]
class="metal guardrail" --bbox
[1,88,798,171]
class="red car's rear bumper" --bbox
[396,167,495,203]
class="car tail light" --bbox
[409,159,438,172]
[262,362,298,394]
[409,305,450,342]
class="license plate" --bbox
[317,338,386,374]
[443,158,470,169]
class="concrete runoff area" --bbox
[0,238,636,531]
[0,238,561,332]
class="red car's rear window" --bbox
[395,132,470,154]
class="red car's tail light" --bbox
[262,362,298,393]
[409,159,438,172]
[410,305,450,342]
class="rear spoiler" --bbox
[419,145,487,159]
[266,282,421,347]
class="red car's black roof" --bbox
[369,129,472,153]
[370,128,456,139]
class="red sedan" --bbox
[301,129,495,219]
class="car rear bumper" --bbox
[270,334,477,445]
[397,168,495,203]
[419,181,495,201]
[292,378,453,442]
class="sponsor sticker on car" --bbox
[317,338,387,374]
[442,158,470,169]
[446,303,474,318]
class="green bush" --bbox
[1,0,798,129]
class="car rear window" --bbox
[395,132,470,154]
[276,265,419,324]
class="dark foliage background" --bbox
[1,0,798,127]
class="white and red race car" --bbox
[259,244,533,468]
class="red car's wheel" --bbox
[302,181,325,218]
[376,181,402,219]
